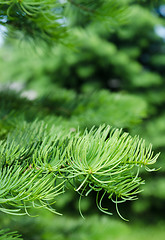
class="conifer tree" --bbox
[0,1,160,239]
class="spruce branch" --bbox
[0,165,64,215]
[0,229,22,240]
[0,0,68,43]
[0,0,129,43]
[0,120,159,217]
[64,125,159,200]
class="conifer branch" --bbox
[0,0,128,43]
[0,229,22,240]
[0,120,159,216]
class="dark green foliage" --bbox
[0,0,128,44]
[0,86,147,134]
[0,0,67,43]
[1,210,165,240]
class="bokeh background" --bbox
[0,0,165,239]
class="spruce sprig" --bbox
[0,0,128,43]
[0,165,64,215]
[64,126,159,200]
[0,0,68,43]
[0,120,159,217]
[0,229,22,240]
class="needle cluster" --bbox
[0,120,159,217]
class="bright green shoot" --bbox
[0,121,159,219]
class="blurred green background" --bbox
[0,0,165,239]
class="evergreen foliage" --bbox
[0,0,163,239]
[0,119,159,217]
[0,229,22,240]
[0,0,128,43]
